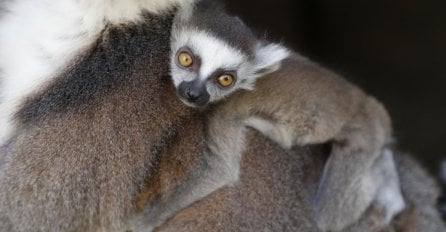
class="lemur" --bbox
[4,0,435,231]
[1,0,444,231]
[169,1,404,230]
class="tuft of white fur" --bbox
[236,42,289,92]
[253,43,290,76]
[374,149,406,224]
[0,0,194,145]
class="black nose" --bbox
[186,88,200,102]
[178,80,210,106]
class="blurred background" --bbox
[225,0,446,176]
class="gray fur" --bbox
[0,1,444,232]
[155,137,446,232]
[170,3,401,230]
[131,110,246,230]
[177,0,257,57]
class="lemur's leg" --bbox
[313,97,394,231]
[246,96,397,231]
[244,116,296,149]
[341,148,405,232]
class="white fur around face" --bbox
[170,29,253,103]
[170,28,290,103]
[0,0,193,146]
[170,28,247,84]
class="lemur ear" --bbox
[253,43,290,76]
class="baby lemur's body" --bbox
[170,1,403,230]
[208,54,396,230]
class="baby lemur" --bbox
[169,1,399,230]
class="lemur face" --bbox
[170,29,252,107]
[170,28,290,108]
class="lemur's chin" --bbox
[179,98,208,108]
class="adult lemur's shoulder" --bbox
[0,0,194,146]
[0,0,198,231]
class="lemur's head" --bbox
[170,4,289,107]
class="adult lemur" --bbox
[0,0,445,232]
[169,1,402,230]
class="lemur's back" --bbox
[226,53,365,122]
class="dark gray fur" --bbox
[17,13,174,126]
[183,0,257,58]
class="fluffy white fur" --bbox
[0,0,193,146]
[253,43,290,76]
[374,149,406,224]
[170,28,289,103]
[170,29,247,83]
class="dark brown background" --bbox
[225,0,446,175]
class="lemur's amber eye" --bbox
[217,74,235,87]
[178,52,193,67]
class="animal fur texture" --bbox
[0,0,444,231]
[169,2,403,230]
[155,138,446,232]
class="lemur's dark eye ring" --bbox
[217,74,235,87]
[178,51,193,67]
